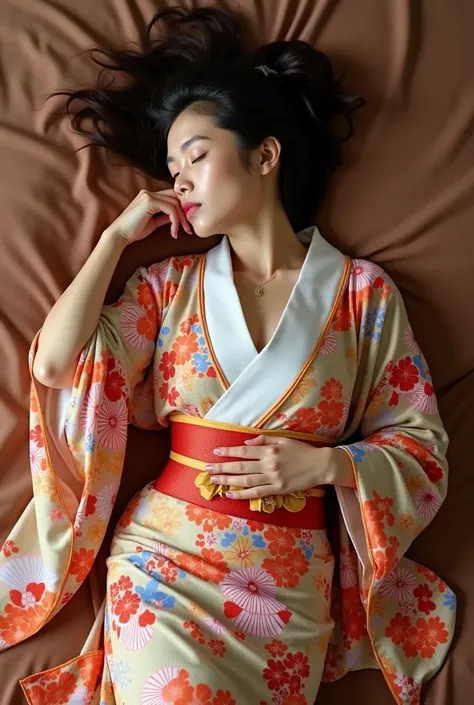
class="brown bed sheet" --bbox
[0,0,473,703]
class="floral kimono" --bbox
[0,226,455,705]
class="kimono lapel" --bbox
[202,227,350,428]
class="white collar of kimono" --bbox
[203,226,348,427]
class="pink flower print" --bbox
[80,383,102,434]
[221,568,291,638]
[350,259,382,292]
[379,566,418,603]
[415,486,442,520]
[97,397,128,450]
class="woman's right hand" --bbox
[103,188,193,244]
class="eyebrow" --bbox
[166,135,211,166]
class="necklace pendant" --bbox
[255,286,264,297]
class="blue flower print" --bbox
[345,444,367,463]
[362,307,386,341]
[413,354,429,381]
[193,352,211,373]
[191,323,203,335]
[128,551,153,572]
[443,590,456,611]
[252,534,266,548]
[85,432,96,452]
[221,532,237,548]
[136,580,176,609]
[298,539,314,560]
[113,661,131,689]
[158,326,171,348]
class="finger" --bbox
[152,192,192,235]
[226,486,275,500]
[205,461,262,475]
[213,445,266,459]
[211,474,272,488]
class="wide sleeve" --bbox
[0,263,165,652]
[330,262,455,695]
[336,265,449,585]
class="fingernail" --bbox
[226,492,233,499]
[213,449,222,456]
[204,464,214,471]
[210,477,219,484]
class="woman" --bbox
[0,6,455,705]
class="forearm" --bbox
[33,232,126,385]
[328,447,357,488]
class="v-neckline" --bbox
[226,235,312,359]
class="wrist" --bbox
[101,228,129,252]
[328,447,357,488]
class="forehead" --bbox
[167,109,216,151]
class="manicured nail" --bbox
[210,477,219,484]
[226,492,233,499]
[204,465,214,471]
[213,449,222,455]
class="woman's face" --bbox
[166,107,274,238]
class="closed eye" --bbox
[171,154,206,180]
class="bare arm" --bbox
[32,188,192,388]
[33,233,126,388]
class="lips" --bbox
[183,202,201,218]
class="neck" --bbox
[227,206,309,279]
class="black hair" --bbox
[51,5,363,232]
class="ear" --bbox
[259,136,281,176]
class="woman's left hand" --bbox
[205,435,355,500]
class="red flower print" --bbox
[69,548,95,583]
[373,491,395,526]
[321,378,343,401]
[85,495,97,517]
[212,691,236,705]
[414,584,436,615]
[118,576,133,591]
[281,697,307,705]
[105,363,126,401]
[32,672,78,705]
[202,513,232,533]
[402,626,420,658]
[113,589,140,624]
[180,314,200,334]
[317,400,344,429]
[342,586,366,641]
[263,659,290,690]
[265,640,287,658]
[416,617,449,658]
[118,492,140,529]
[287,407,322,433]
[162,669,194,703]
[1,540,19,557]
[173,332,199,365]
[137,281,155,308]
[160,350,177,381]
[363,501,387,549]
[332,299,352,332]
[136,310,157,340]
[233,631,246,641]
[263,527,296,557]
[389,357,419,392]
[160,381,169,400]
[29,424,44,448]
[209,639,226,657]
[415,565,438,583]
[283,652,310,679]
[262,557,299,588]
[184,620,206,644]
[425,460,444,483]
[386,613,412,645]
[169,387,180,406]
[284,550,309,577]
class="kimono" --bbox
[0,226,456,705]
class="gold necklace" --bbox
[239,271,278,297]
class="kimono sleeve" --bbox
[0,264,163,652]
[337,265,449,585]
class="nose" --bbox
[174,174,193,198]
